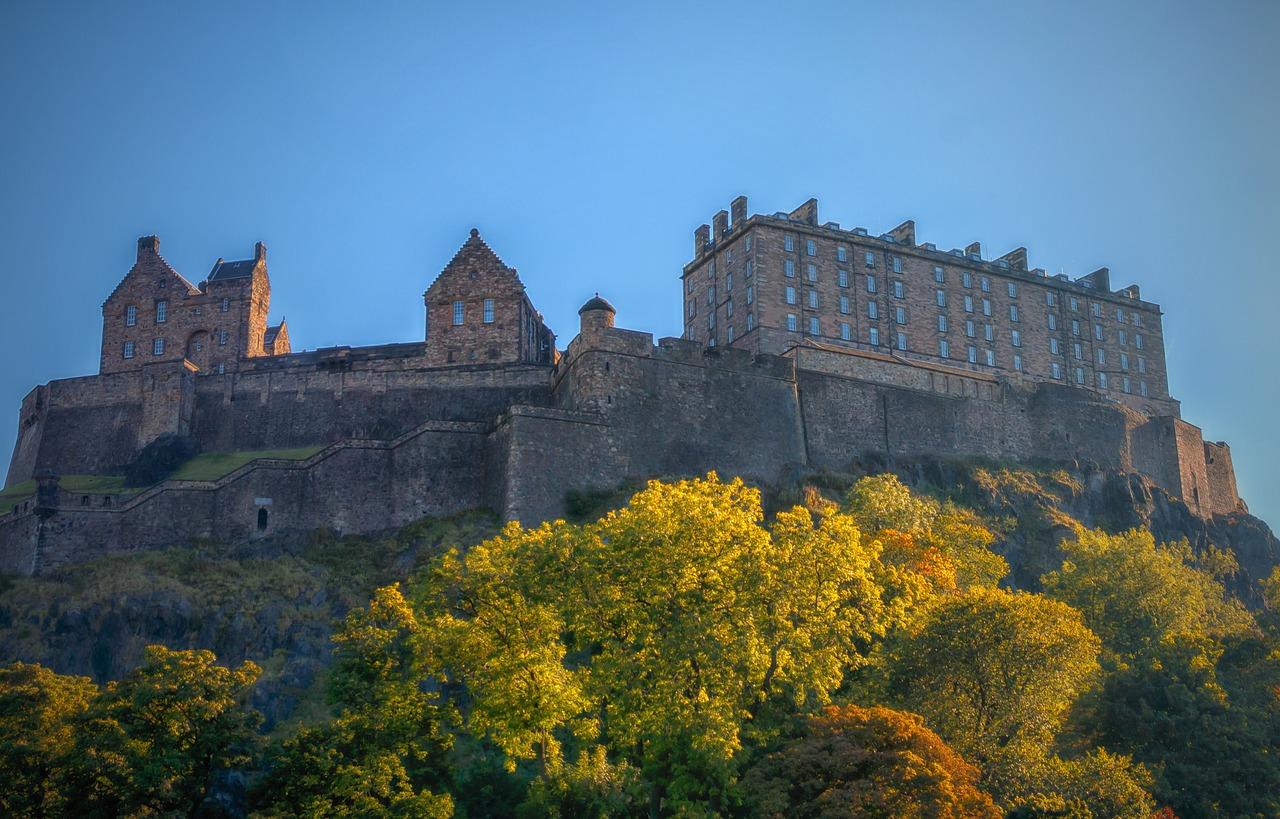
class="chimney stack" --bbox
[888,220,916,246]
[730,195,747,229]
[965,241,982,258]
[137,235,159,262]
[712,210,729,241]
[695,224,710,256]
[998,247,1028,271]
[788,198,818,226]
[255,241,267,262]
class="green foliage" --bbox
[0,662,98,817]
[52,646,261,818]
[880,587,1101,761]
[516,746,644,819]
[984,744,1155,819]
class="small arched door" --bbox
[257,507,269,532]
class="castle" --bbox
[0,196,1243,575]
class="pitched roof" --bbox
[424,228,524,297]
[208,258,257,281]
[263,321,286,347]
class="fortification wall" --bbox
[1204,442,1241,515]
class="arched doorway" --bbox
[257,507,269,531]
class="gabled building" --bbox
[423,228,555,366]
[100,236,290,375]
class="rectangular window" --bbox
[809,316,820,336]
[962,271,972,288]
[122,341,134,359]
[1046,291,1058,307]
[980,277,990,293]
[1123,376,1132,394]
[934,266,945,283]
[687,300,696,319]
[221,297,230,312]
[807,263,817,282]
[1008,282,1018,298]
[1011,329,1021,347]
[727,297,733,317]
[1009,304,1019,322]
[841,322,851,340]
[453,301,464,325]
[726,324,735,343]
[808,290,818,309]
[982,299,991,317]
[747,312,755,331]
[1051,338,1060,355]
[152,338,165,356]
[838,269,848,287]
[966,319,975,338]
[1075,367,1085,384]
[1048,313,1057,330]
[1135,334,1144,350]
[840,295,850,314]
[895,306,906,325]
[870,327,880,346]
[985,349,996,367]
[785,235,795,252]
[892,256,903,274]
[1133,312,1143,327]
[967,345,977,364]
[984,324,993,342]
[806,239,816,256]
[1097,348,1106,366]
[1070,297,1079,312]
[1120,352,1129,370]
[864,251,875,268]
[1119,329,1127,346]
[1116,307,1125,322]
[837,245,848,262]
[787,314,798,332]
[1073,342,1083,360]
[786,286,797,305]
[964,294,974,313]
[1094,324,1104,341]
[746,285,754,305]
[1014,354,1023,371]
[893,280,904,299]
[939,339,950,358]
[937,314,948,332]
[708,311,715,330]
[726,272,733,292]
[155,300,167,323]
[745,259,753,278]
[1072,319,1081,336]
[867,275,877,294]
[483,298,495,323]
[1098,372,1109,389]
[936,289,946,307]
[1138,357,1146,374]
[785,259,795,277]
[868,301,879,319]
[125,305,137,326]
[745,234,753,251]
[1092,303,1102,318]
[1140,381,1148,397]
[896,332,907,351]
[1052,362,1063,379]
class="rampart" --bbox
[0,320,1244,575]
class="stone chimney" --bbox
[888,220,916,245]
[788,198,818,226]
[255,241,267,262]
[998,247,1029,271]
[730,196,747,229]
[713,210,729,241]
[695,224,710,256]
[137,235,160,262]
[965,241,982,258]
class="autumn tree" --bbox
[57,646,261,818]
[741,704,1001,818]
[256,585,454,818]
[880,587,1100,761]
[0,662,97,818]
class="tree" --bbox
[0,662,97,818]
[881,588,1100,761]
[1042,528,1253,661]
[256,586,454,817]
[741,704,1001,818]
[983,743,1155,819]
[58,646,261,818]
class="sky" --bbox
[1,1,1277,525]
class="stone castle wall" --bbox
[0,324,1244,575]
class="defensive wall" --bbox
[0,316,1244,575]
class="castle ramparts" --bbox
[0,203,1247,575]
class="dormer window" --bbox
[155,300,167,323]
[125,305,137,326]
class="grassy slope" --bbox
[169,446,326,481]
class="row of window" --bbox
[451,299,496,325]
[123,298,233,327]
[121,329,231,359]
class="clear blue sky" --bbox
[2,1,1277,525]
